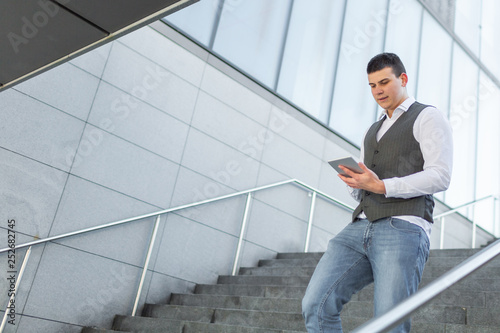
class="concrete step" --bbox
[428,249,482,257]
[258,258,319,268]
[422,265,500,279]
[169,293,301,312]
[139,305,307,331]
[195,283,307,299]
[239,263,500,281]
[239,266,316,277]
[276,252,324,260]
[340,301,467,325]
[257,254,500,271]
[425,255,500,268]
[442,323,500,333]
[81,328,128,333]
[466,307,500,326]
[217,275,310,287]
[420,277,500,292]
[114,315,306,332]
[270,249,486,261]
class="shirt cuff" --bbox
[383,178,397,198]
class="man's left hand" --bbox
[338,162,386,194]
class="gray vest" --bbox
[352,102,435,223]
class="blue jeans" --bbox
[302,217,430,333]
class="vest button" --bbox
[365,192,371,196]
[371,164,376,168]
[374,150,379,154]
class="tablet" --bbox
[328,157,363,178]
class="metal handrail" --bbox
[436,195,498,249]
[353,238,500,333]
[0,178,354,324]
[434,195,496,219]
[0,177,497,330]
[0,178,353,254]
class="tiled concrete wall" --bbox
[0,22,493,332]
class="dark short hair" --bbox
[366,53,406,77]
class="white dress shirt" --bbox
[350,97,453,239]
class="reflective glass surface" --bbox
[416,11,452,116]
[446,46,479,210]
[474,72,500,234]
[330,0,389,145]
[454,0,481,56]
[277,0,345,122]
[212,0,292,88]
[164,0,220,46]
[481,0,500,79]
[384,0,423,98]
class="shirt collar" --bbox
[379,97,416,119]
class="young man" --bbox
[302,53,453,332]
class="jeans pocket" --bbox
[389,218,421,234]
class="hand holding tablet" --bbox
[328,157,363,178]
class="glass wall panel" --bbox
[474,72,500,235]
[212,0,292,88]
[329,0,389,145]
[277,0,345,123]
[481,0,500,79]
[446,46,479,212]
[384,0,423,98]
[416,11,452,116]
[164,0,220,46]
[454,0,481,56]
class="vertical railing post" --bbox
[472,220,477,249]
[493,197,498,237]
[439,217,445,250]
[1,246,31,333]
[304,191,317,253]
[132,214,162,316]
[232,193,253,276]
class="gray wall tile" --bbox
[153,214,237,284]
[145,272,196,305]
[119,26,206,87]
[50,176,160,266]
[308,227,336,253]
[0,243,44,318]
[70,42,112,78]
[255,164,290,187]
[50,175,159,234]
[245,200,308,253]
[70,124,179,207]
[23,244,140,328]
[0,149,67,237]
[15,315,82,333]
[238,241,277,269]
[102,42,199,124]
[268,105,326,159]
[253,183,312,223]
[14,62,100,121]
[181,128,260,191]
[191,91,267,161]
[200,65,272,126]
[169,166,238,207]
[174,196,247,237]
[88,81,190,163]
[0,89,85,172]
[260,132,323,187]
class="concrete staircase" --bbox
[82,248,500,333]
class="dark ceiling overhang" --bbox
[0,0,198,92]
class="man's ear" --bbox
[400,73,408,87]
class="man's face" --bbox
[368,66,408,115]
